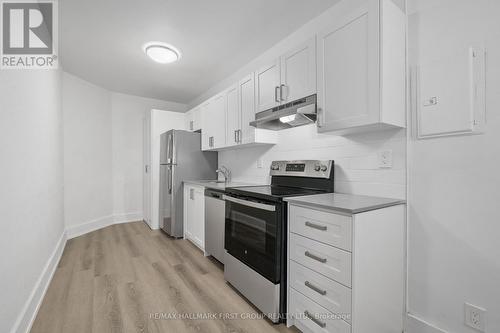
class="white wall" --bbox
[407,0,500,332]
[0,70,65,333]
[62,72,113,236]
[149,109,187,229]
[63,74,187,236]
[111,92,186,223]
[220,125,406,199]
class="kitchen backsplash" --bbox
[219,124,406,199]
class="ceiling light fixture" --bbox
[143,42,181,64]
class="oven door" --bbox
[224,194,282,283]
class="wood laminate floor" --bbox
[31,221,298,333]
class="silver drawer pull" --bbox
[305,281,327,295]
[304,310,326,328]
[305,251,327,263]
[305,221,327,231]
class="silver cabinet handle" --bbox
[189,120,194,130]
[237,129,242,143]
[305,221,327,231]
[234,130,238,144]
[305,251,327,263]
[189,188,194,200]
[305,281,327,295]
[304,311,326,328]
[275,86,280,103]
[280,84,286,101]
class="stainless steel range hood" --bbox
[250,94,317,130]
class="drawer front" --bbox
[289,289,351,333]
[289,233,351,287]
[290,261,351,323]
[290,205,352,251]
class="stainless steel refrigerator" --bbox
[159,130,217,237]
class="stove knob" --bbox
[320,165,328,172]
[271,164,279,170]
[314,165,321,171]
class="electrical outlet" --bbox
[378,150,393,168]
[256,158,263,168]
[465,303,486,332]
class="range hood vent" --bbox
[250,94,317,131]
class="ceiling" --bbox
[60,0,340,104]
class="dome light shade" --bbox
[143,42,181,64]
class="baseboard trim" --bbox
[65,215,115,239]
[66,212,144,239]
[113,211,143,224]
[10,231,67,333]
[406,313,448,333]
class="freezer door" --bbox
[159,164,174,235]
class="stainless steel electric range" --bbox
[223,160,334,323]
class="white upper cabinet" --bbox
[185,106,201,132]
[202,95,226,151]
[200,101,212,150]
[209,94,226,149]
[255,60,281,112]
[255,37,317,113]
[280,37,317,103]
[185,109,194,131]
[225,84,240,146]
[239,73,256,144]
[317,0,406,134]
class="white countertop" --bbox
[284,192,405,214]
[183,179,259,191]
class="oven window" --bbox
[225,198,281,283]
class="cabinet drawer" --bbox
[289,233,351,287]
[289,289,351,333]
[290,261,351,323]
[290,205,352,251]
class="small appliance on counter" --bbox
[223,160,334,323]
[159,130,217,238]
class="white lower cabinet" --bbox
[183,184,205,251]
[287,203,405,333]
[289,289,351,333]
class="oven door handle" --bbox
[223,195,276,212]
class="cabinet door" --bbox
[239,73,256,144]
[185,109,194,131]
[225,85,240,147]
[191,187,205,249]
[317,0,379,131]
[210,94,226,149]
[280,37,316,103]
[255,59,280,112]
[200,101,212,150]
[192,107,201,131]
[184,185,194,239]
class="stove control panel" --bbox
[270,160,333,178]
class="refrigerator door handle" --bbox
[171,133,176,164]
[167,165,172,194]
[166,133,172,164]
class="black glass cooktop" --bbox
[226,185,328,202]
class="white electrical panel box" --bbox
[414,47,486,139]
